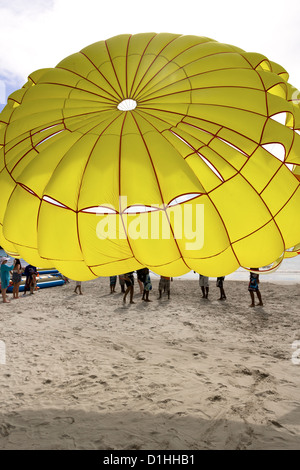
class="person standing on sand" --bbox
[136,269,145,295]
[216,276,226,300]
[118,275,125,293]
[142,268,152,302]
[199,274,209,299]
[123,272,135,304]
[248,269,263,307]
[74,281,83,295]
[109,275,117,293]
[12,259,23,299]
[0,257,14,303]
[158,275,172,300]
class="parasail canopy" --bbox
[0,33,300,280]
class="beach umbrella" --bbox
[0,33,300,280]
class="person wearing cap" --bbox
[0,257,14,303]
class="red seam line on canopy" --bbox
[138,102,267,120]
[195,137,291,252]
[118,112,142,265]
[125,35,132,98]
[136,106,264,176]
[134,49,256,102]
[62,108,119,121]
[139,67,278,105]
[271,184,300,219]
[242,54,287,252]
[258,158,291,195]
[182,126,248,161]
[132,38,206,100]
[0,239,41,251]
[137,106,273,180]
[134,108,287,264]
[9,146,38,175]
[62,112,118,136]
[105,40,125,100]
[170,130,225,182]
[33,111,123,267]
[185,245,237,261]
[132,35,180,100]
[131,111,196,272]
[5,124,62,158]
[89,257,138,268]
[135,110,219,194]
[128,34,157,98]
[135,108,239,192]
[39,79,119,104]
[74,113,124,263]
[7,119,93,179]
[146,258,184,269]
[138,105,259,153]
[135,103,298,207]
[79,52,123,101]
[133,108,238,263]
[137,108,250,167]
[140,84,267,105]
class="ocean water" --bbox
[1,248,299,283]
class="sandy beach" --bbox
[0,275,300,450]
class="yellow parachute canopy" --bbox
[0,33,300,280]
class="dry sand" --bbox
[0,276,300,450]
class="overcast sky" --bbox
[1,0,300,109]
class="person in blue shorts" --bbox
[248,269,263,307]
[109,275,117,293]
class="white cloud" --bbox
[0,0,300,93]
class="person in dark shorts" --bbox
[136,269,146,295]
[216,276,226,300]
[118,275,125,293]
[142,268,152,302]
[248,269,263,307]
[109,275,117,293]
[23,264,37,295]
[123,272,135,304]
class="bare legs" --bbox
[1,288,9,303]
[138,280,144,295]
[110,284,116,294]
[12,282,21,299]
[123,285,134,304]
[142,289,152,302]
[218,286,226,300]
[158,289,170,300]
[201,286,209,299]
[249,290,263,307]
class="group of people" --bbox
[198,274,226,300]
[109,270,173,304]
[0,257,37,303]
[109,270,263,307]
[198,270,263,306]
[1,255,264,307]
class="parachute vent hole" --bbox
[117,99,137,111]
